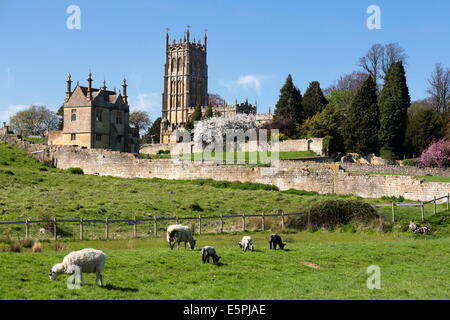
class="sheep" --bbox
[409,222,430,234]
[49,248,106,287]
[269,234,286,250]
[238,236,254,251]
[201,246,221,264]
[167,224,196,250]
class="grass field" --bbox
[0,143,448,240]
[0,231,449,300]
[1,143,450,300]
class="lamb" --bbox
[269,234,286,250]
[49,248,106,287]
[409,222,430,234]
[201,246,221,264]
[238,236,254,251]
[167,224,196,250]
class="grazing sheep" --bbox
[269,234,286,250]
[201,246,221,264]
[167,224,196,250]
[409,222,430,234]
[49,248,106,287]
[238,236,254,251]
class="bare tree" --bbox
[129,110,151,135]
[381,43,407,76]
[359,43,407,87]
[359,44,384,84]
[325,71,369,95]
[427,63,450,113]
[208,93,227,106]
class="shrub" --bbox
[21,237,35,248]
[402,158,417,166]
[190,203,204,212]
[286,199,382,230]
[282,189,320,196]
[32,242,42,253]
[53,242,66,251]
[6,242,22,253]
[417,139,450,168]
[157,150,170,155]
[68,167,84,174]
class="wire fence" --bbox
[1,194,448,241]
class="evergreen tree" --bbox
[274,75,303,125]
[342,76,380,155]
[378,61,411,159]
[302,81,328,120]
[143,117,161,143]
[202,106,214,120]
[403,109,446,158]
[185,106,202,130]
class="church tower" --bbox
[161,27,208,143]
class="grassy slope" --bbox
[0,232,449,300]
[0,144,447,227]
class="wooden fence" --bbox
[1,194,449,241]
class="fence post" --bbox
[242,214,246,232]
[53,217,57,241]
[261,213,265,231]
[421,202,424,222]
[176,216,179,225]
[198,215,202,235]
[307,210,311,229]
[80,218,84,240]
[105,217,109,240]
[220,213,224,234]
[25,219,29,238]
[434,196,437,215]
[280,211,285,231]
[391,203,395,223]
[133,216,137,238]
[447,193,449,211]
[153,216,157,238]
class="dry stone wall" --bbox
[2,132,449,202]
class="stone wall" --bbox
[340,162,450,177]
[2,132,449,203]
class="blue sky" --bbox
[0,0,449,124]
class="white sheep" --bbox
[201,246,221,264]
[409,222,430,234]
[167,224,196,250]
[49,248,106,287]
[238,236,254,251]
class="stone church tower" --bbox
[161,28,208,143]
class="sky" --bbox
[0,0,449,124]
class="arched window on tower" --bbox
[178,57,182,73]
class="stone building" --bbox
[160,29,259,144]
[48,73,140,153]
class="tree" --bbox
[260,118,297,139]
[129,111,151,135]
[378,61,411,159]
[300,90,353,154]
[193,114,256,145]
[342,76,380,156]
[9,105,59,137]
[208,93,227,106]
[274,75,303,125]
[301,81,328,120]
[185,106,202,131]
[417,139,450,168]
[143,117,161,144]
[325,71,369,96]
[427,63,450,113]
[359,43,407,87]
[202,106,214,120]
[57,106,64,130]
[403,109,446,158]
